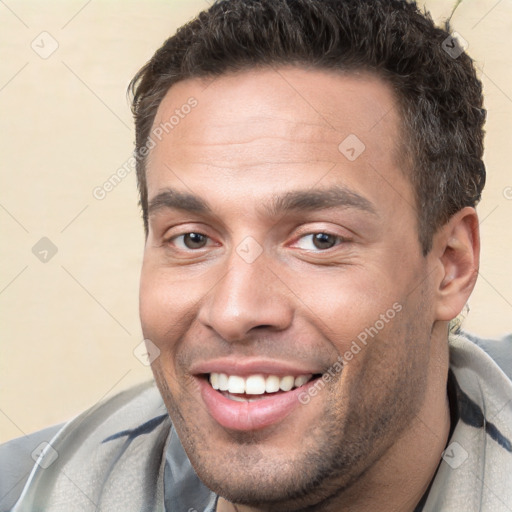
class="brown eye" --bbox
[293,232,342,251]
[312,233,337,250]
[182,232,208,249]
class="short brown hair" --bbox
[129,0,486,254]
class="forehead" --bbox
[145,66,412,216]
[151,66,401,146]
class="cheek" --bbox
[139,265,167,337]
[139,261,212,352]
[138,263,187,345]
[286,266,400,345]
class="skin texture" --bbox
[139,67,479,511]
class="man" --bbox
[1,0,511,510]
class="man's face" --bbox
[140,67,439,508]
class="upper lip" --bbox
[191,357,322,377]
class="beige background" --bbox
[0,0,511,443]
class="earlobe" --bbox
[435,207,480,322]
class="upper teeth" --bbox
[209,373,312,394]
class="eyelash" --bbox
[165,231,347,252]
[166,232,215,250]
[292,232,347,251]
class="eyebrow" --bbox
[147,185,376,218]
[263,186,376,216]
[148,189,210,216]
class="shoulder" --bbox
[1,380,168,512]
[448,330,512,403]
[0,424,63,511]
[422,332,512,510]
[462,331,512,379]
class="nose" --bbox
[198,248,294,343]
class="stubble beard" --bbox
[150,326,430,512]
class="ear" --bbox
[433,207,480,321]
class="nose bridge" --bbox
[199,242,293,342]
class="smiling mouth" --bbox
[206,372,320,402]
[196,369,325,430]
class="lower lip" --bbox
[198,377,318,431]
